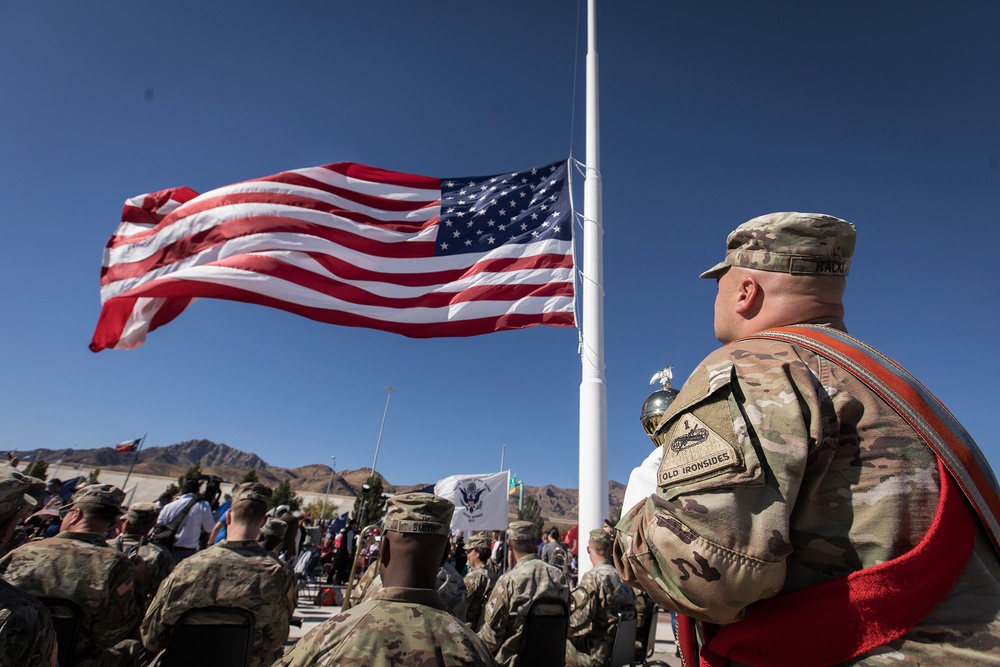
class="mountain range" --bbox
[11,439,626,523]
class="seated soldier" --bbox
[478,521,570,667]
[0,466,57,667]
[565,530,637,667]
[260,517,288,557]
[141,483,295,667]
[109,502,173,611]
[437,558,468,619]
[277,493,496,666]
[0,484,143,667]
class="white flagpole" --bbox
[578,0,607,577]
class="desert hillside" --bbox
[12,439,626,522]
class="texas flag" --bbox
[114,438,141,453]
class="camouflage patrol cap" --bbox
[232,482,272,505]
[465,531,491,549]
[507,520,536,541]
[69,484,125,514]
[700,212,856,280]
[589,529,613,546]
[0,467,38,520]
[125,502,159,527]
[261,518,287,539]
[383,493,454,536]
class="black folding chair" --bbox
[608,607,638,667]
[637,605,670,667]
[517,597,569,667]
[37,597,83,667]
[159,606,255,667]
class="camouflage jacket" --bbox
[277,586,497,666]
[107,535,173,611]
[141,539,294,667]
[614,322,1000,664]
[0,577,57,667]
[0,532,139,666]
[464,565,496,630]
[478,554,570,666]
[566,561,636,667]
[437,562,468,620]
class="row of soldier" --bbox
[0,467,645,667]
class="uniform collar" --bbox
[55,531,109,546]
[371,586,447,609]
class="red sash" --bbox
[676,325,996,667]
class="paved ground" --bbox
[285,584,682,666]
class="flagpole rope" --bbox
[569,160,605,379]
[567,0,583,158]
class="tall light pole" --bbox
[359,386,394,526]
[321,456,336,522]
[370,386,395,477]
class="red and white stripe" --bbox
[90,163,575,351]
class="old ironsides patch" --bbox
[658,415,739,487]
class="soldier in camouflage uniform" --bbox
[478,520,570,666]
[565,530,636,667]
[141,483,294,667]
[614,212,1000,665]
[108,502,173,611]
[437,560,468,619]
[0,467,57,667]
[464,531,498,630]
[0,483,143,667]
[278,493,496,666]
[260,517,288,557]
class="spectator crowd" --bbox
[0,465,645,667]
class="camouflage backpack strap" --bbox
[743,325,1000,555]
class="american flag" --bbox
[90,160,576,351]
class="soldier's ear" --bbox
[734,275,761,314]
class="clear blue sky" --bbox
[1,1,997,491]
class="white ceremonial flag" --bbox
[434,471,510,532]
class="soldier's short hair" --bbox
[589,528,613,557]
[231,497,269,525]
[76,499,121,525]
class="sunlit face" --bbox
[59,506,78,532]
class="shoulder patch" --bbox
[659,414,740,486]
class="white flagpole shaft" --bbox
[578,0,607,578]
